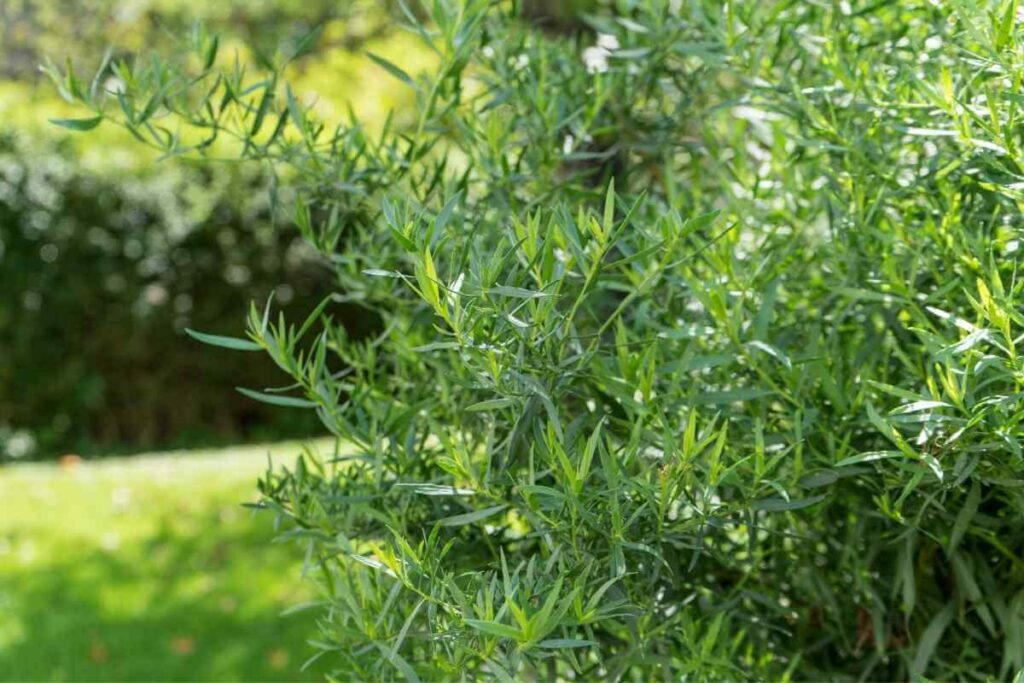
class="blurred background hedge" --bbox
[0,0,431,459]
[0,0,601,460]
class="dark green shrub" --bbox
[0,0,420,459]
[58,0,1024,679]
[0,133,331,457]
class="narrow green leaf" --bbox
[702,612,726,657]
[603,177,616,232]
[89,48,114,100]
[421,247,441,307]
[489,285,551,299]
[889,400,952,415]
[49,116,103,132]
[389,224,417,252]
[864,382,929,403]
[375,642,420,683]
[185,328,262,351]
[799,470,839,488]
[437,504,507,527]
[285,84,305,130]
[250,83,274,137]
[537,638,597,649]
[295,296,332,343]
[899,536,916,615]
[367,53,415,87]
[753,494,826,512]
[948,480,980,553]
[919,451,945,482]
[466,398,516,412]
[693,388,774,404]
[413,342,460,352]
[388,598,424,679]
[396,483,477,496]
[835,450,901,467]
[465,619,520,640]
[752,280,779,340]
[910,601,955,677]
[747,340,792,370]
[236,387,317,408]
[203,35,220,70]
[838,287,906,304]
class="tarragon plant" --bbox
[53,1,1024,679]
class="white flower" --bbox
[583,46,610,74]
[583,34,620,75]
[450,272,465,295]
[448,272,465,305]
[562,134,575,155]
[104,76,126,95]
[482,45,495,59]
[597,33,620,51]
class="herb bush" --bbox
[57,0,1024,679]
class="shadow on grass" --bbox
[0,503,330,682]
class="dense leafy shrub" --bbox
[60,0,1024,679]
[0,134,331,457]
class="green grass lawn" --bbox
[0,442,330,682]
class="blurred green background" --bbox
[0,0,428,461]
[0,1,422,679]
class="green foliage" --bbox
[59,0,1024,680]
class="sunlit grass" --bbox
[0,441,329,682]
